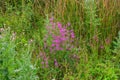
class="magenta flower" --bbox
[44,17,75,52]
[53,39,60,43]
[42,17,77,68]
[71,32,75,38]
[100,45,104,49]
[57,22,62,28]
[41,61,44,64]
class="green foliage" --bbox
[14,47,39,80]
[0,28,16,80]
[112,31,120,79]
[113,31,120,54]
[0,28,38,80]
[0,0,120,80]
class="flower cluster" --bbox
[44,17,75,52]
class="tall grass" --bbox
[0,0,120,79]
[33,0,119,52]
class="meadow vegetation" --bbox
[0,0,120,80]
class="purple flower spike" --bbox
[57,22,62,28]
[71,32,75,38]
[44,17,75,52]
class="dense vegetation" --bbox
[0,0,120,80]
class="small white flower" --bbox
[52,78,55,80]
[30,65,36,70]
[0,35,2,39]
[14,68,22,72]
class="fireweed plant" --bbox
[39,17,79,69]
[45,17,75,52]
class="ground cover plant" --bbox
[0,0,120,80]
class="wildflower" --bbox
[105,37,111,45]
[100,45,104,49]
[53,39,61,43]
[30,65,36,70]
[57,22,62,28]
[0,28,4,32]
[41,61,44,64]
[50,17,54,22]
[71,32,75,38]
[44,17,75,52]
[93,35,99,42]
[54,59,58,67]
[11,32,16,40]
[67,22,71,26]
[29,39,33,44]
[39,52,49,68]
[14,68,22,72]
[45,60,49,68]
[52,44,55,47]
[0,35,2,39]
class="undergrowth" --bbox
[0,0,120,80]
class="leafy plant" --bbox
[0,28,38,80]
[113,31,120,54]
